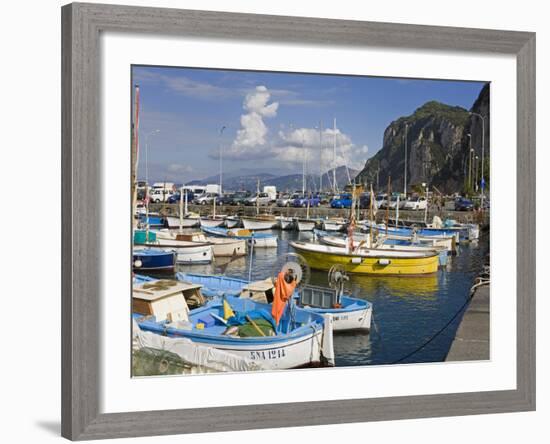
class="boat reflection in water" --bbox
[349,274,440,301]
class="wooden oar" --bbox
[245,315,266,337]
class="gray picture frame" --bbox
[61,2,536,440]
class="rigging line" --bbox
[389,285,483,365]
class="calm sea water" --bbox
[152,229,489,367]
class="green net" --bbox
[237,318,275,337]
[132,347,192,376]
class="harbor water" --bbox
[146,229,489,367]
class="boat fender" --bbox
[378,258,391,266]
[134,259,143,268]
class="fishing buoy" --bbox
[134,259,143,268]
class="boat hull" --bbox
[242,218,277,230]
[224,217,240,228]
[165,216,200,228]
[296,220,316,231]
[133,248,176,271]
[291,242,439,275]
[322,221,346,232]
[150,239,213,264]
[200,218,225,228]
[208,238,247,257]
[276,217,294,230]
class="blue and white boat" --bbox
[134,290,334,370]
[177,272,372,332]
[138,214,165,228]
[133,247,176,271]
[365,221,461,243]
[201,226,277,248]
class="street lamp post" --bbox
[475,155,479,192]
[470,112,486,209]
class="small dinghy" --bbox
[133,247,176,271]
[322,218,348,232]
[158,230,247,258]
[134,230,213,264]
[200,216,226,228]
[276,215,294,230]
[201,226,278,248]
[165,215,200,229]
[295,218,319,231]
[224,215,241,229]
[242,216,277,231]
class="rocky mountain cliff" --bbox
[356,84,490,194]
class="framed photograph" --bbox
[61,3,535,440]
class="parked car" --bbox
[330,193,352,209]
[276,193,299,207]
[375,194,387,209]
[293,195,321,207]
[149,188,174,203]
[403,196,427,210]
[167,190,195,204]
[194,193,218,205]
[245,192,271,206]
[331,193,371,209]
[454,197,474,211]
[216,193,235,205]
[231,191,252,205]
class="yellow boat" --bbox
[290,241,439,276]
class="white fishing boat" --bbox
[276,215,294,230]
[242,216,277,231]
[202,226,278,248]
[322,218,348,232]
[200,216,225,228]
[159,230,247,258]
[133,279,334,370]
[295,218,318,231]
[165,215,200,228]
[224,215,241,228]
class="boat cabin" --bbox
[239,278,275,304]
[132,280,205,321]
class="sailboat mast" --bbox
[302,134,306,196]
[333,118,337,193]
[386,175,391,236]
[219,125,226,195]
[131,84,140,230]
[319,121,323,192]
[256,178,260,216]
[179,186,183,231]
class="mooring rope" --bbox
[389,278,489,365]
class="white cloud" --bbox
[224,86,279,159]
[275,126,367,171]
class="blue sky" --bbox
[132,65,486,184]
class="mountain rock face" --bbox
[357,84,490,194]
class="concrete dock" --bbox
[446,284,490,361]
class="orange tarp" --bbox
[271,271,297,326]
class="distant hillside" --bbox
[187,165,358,193]
[356,84,490,194]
